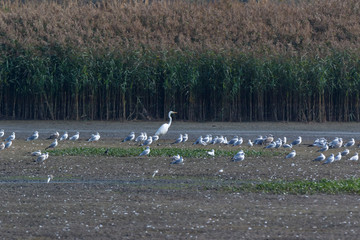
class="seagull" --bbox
[152,169,159,178]
[152,135,159,142]
[182,133,188,143]
[313,153,325,162]
[264,135,274,145]
[329,137,343,148]
[233,137,243,146]
[228,136,239,145]
[69,132,80,141]
[203,135,212,144]
[193,136,204,145]
[170,155,184,164]
[0,129,4,138]
[122,132,135,142]
[317,143,329,152]
[253,136,264,145]
[323,154,335,164]
[88,132,100,142]
[349,152,359,161]
[36,152,49,163]
[59,131,68,141]
[135,132,146,142]
[45,139,58,150]
[283,137,287,144]
[154,111,177,137]
[207,149,215,156]
[26,131,39,141]
[4,141,12,149]
[283,143,292,149]
[47,175,54,183]
[0,142,4,150]
[344,138,355,147]
[47,131,59,139]
[341,149,350,156]
[231,150,245,162]
[141,136,153,146]
[172,134,183,144]
[334,152,342,161]
[31,150,42,156]
[247,139,253,147]
[139,146,150,156]
[285,150,296,159]
[265,141,276,149]
[5,132,15,142]
[291,136,302,146]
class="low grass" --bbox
[48,147,282,158]
[220,178,360,195]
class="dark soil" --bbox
[1,121,360,239]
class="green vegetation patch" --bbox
[221,178,360,195]
[49,147,281,158]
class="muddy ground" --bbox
[1,121,360,239]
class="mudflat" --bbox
[0,121,360,239]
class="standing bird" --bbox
[317,143,329,153]
[182,133,188,143]
[285,150,296,159]
[59,131,68,141]
[323,154,335,164]
[135,132,145,142]
[45,139,58,150]
[47,175,54,183]
[69,132,80,141]
[5,132,15,142]
[122,132,135,142]
[26,131,39,141]
[139,146,150,156]
[172,134,183,144]
[0,129,4,138]
[47,131,59,140]
[141,136,153,146]
[0,142,5,150]
[334,152,342,161]
[4,141,12,149]
[154,111,177,137]
[88,132,100,142]
[247,139,253,147]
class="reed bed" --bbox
[1,0,360,121]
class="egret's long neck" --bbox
[168,112,173,127]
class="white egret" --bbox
[59,131,68,141]
[45,139,58,150]
[139,146,150,156]
[122,132,135,142]
[285,150,296,159]
[154,111,177,137]
[69,132,80,141]
[26,131,39,141]
[88,132,100,142]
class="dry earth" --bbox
[1,121,360,239]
